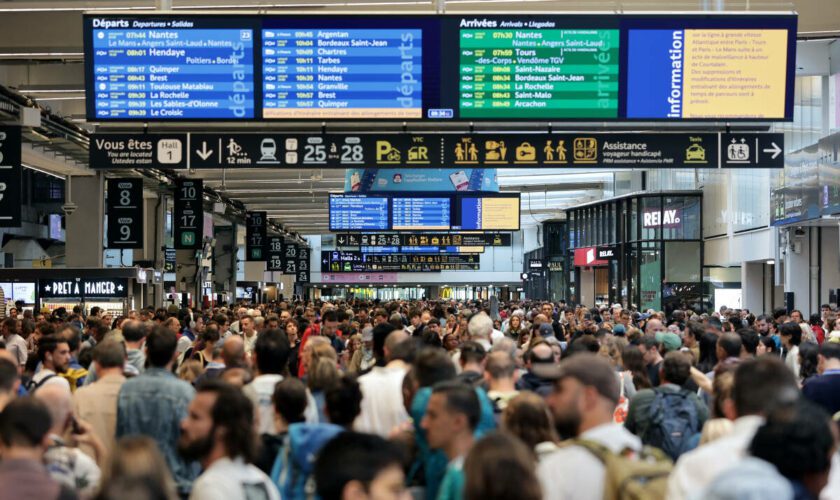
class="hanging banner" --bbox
[174,179,203,249]
[245,211,266,261]
[106,178,143,249]
[344,168,499,193]
[0,127,22,227]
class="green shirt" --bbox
[436,457,465,500]
[624,383,709,439]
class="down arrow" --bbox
[196,141,213,161]
[763,142,782,160]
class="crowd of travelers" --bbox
[0,297,838,500]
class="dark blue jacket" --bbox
[802,370,840,416]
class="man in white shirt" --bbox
[242,329,289,435]
[667,356,800,500]
[355,330,411,436]
[1,318,27,369]
[179,379,280,500]
[240,316,258,355]
[30,335,72,394]
[536,354,643,500]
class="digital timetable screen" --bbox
[329,194,390,231]
[392,197,451,230]
[86,18,255,119]
[84,14,796,122]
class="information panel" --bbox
[174,179,203,249]
[106,178,143,249]
[282,242,298,275]
[245,211,266,261]
[267,236,284,271]
[392,197,451,230]
[459,26,618,119]
[262,28,422,119]
[329,195,390,231]
[457,196,520,231]
[336,232,511,247]
[86,17,254,119]
[322,251,480,272]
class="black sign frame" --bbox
[267,236,285,271]
[282,242,298,275]
[245,211,267,261]
[0,127,21,228]
[174,179,203,249]
[106,178,143,249]
[39,277,129,299]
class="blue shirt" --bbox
[116,367,198,495]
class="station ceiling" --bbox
[0,0,833,234]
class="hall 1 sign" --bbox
[0,126,21,227]
[39,278,129,299]
[245,211,266,261]
[174,179,203,249]
[106,178,143,249]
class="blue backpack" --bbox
[643,388,700,461]
[271,423,344,500]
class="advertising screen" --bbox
[85,17,255,119]
[329,194,390,231]
[391,197,451,230]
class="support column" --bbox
[213,225,236,303]
[175,249,199,308]
[65,174,104,268]
[784,228,812,314]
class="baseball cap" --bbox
[613,324,626,336]
[531,354,620,404]
[538,323,555,337]
[656,331,683,352]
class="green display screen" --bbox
[459,29,619,119]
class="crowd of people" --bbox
[0,298,838,500]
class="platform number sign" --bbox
[107,178,143,249]
[174,179,203,249]
[297,247,310,272]
[245,211,267,261]
[267,236,284,271]
[283,243,298,275]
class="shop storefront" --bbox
[565,191,703,314]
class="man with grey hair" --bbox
[467,312,494,350]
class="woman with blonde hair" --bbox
[96,436,177,500]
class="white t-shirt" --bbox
[189,457,280,500]
[354,364,410,437]
[243,374,283,435]
[31,369,71,394]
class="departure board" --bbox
[262,28,422,119]
[391,197,451,230]
[329,195,390,231]
[88,18,254,119]
[459,26,619,119]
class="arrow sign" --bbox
[196,141,213,161]
[763,142,782,160]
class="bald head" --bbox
[222,335,246,368]
[34,384,71,434]
[384,330,409,361]
[645,318,664,335]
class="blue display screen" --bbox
[88,18,254,119]
[329,195,389,231]
[391,197,450,230]
[459,198,482,230]
[262,28,422,120]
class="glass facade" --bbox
[564,192,703,314]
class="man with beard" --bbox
[536,354,643,500]
[179,379,280,500]
[29,335,72,394]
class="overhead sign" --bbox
[297,246,310,274]
[335,232,511,247]
[547,261,563,272]
[345,168,499,193]
[267,236,284,271]
[296,269,310,284]
[91,132,785,169]
[39,278,129,299]
[0,127,21,228]
[282,242,298,275]
[174,179,203,249]
[89,134,187,169]
[245,211,266,261]
[106,178,143,249]
[164,248,177,272]
[528,259,544,270]
[323,250,480,272]
[329,195,390,231]
[85,14,796,122]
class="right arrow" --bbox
[196,141,213,161]
[763,142,782,160]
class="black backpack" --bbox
[25,373,56,394]
[642,388,700,460]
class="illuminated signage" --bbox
[643,209,682,228]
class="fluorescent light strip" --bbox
[22,163,65,179]
[34,96,86,101]
[0,52,83,57]
[19,89,84,94]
